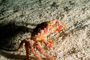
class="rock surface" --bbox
[0,0,90,60]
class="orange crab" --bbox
[17,19,66,60]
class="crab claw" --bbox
[55,20,66,32]
[56,26,62,32]
[58,20,67,29]
[52,19,66,32]
[56,25,66,33]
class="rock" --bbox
[0,0,90,60]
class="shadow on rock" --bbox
[0,21,35,51]
[0,50,37,60]
[0,50,50,60]
[0,50,26,60]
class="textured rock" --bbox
[0,0,90,60]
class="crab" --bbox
[17,19,66,60]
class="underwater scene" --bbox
[0,0,90,60]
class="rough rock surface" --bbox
[0,0,90,60]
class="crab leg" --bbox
[29,42,41,60]
[17,39,30,60]
[17,40,26,51]
[25,43,30,60]
[36,42,54,60]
